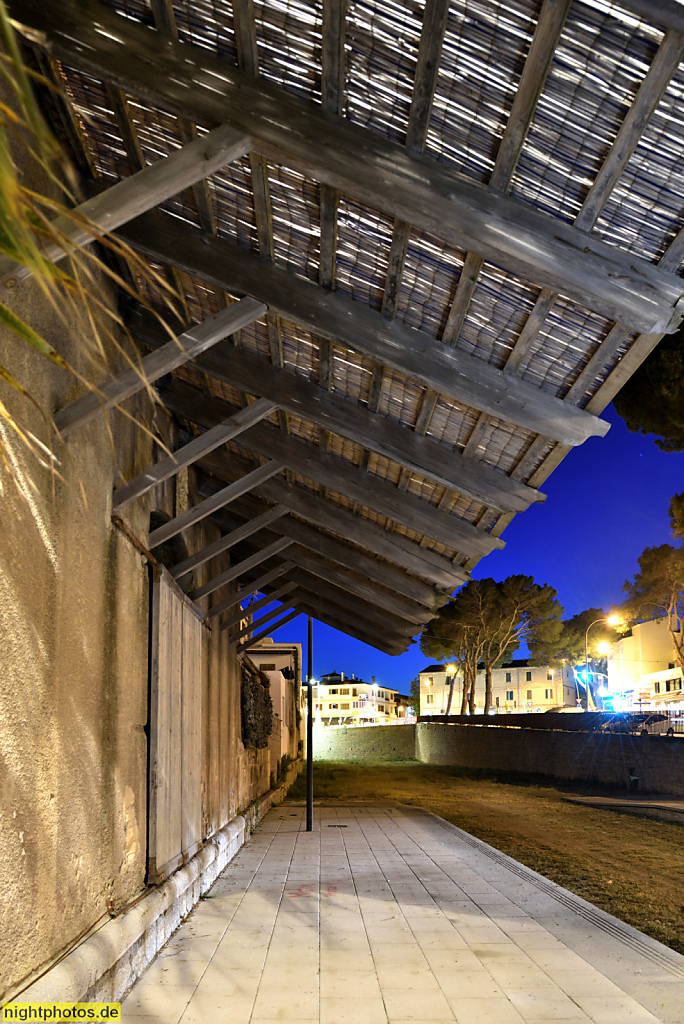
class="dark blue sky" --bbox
[264,404,684,692]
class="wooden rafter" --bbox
[122,212,609,446]
[189,537,295,601]
[162,380,505,556]
[197,462,465,591]
[207,563,295,620]
[217,582,297,632]
[147,460,284,547]
[55,297,266,438]
[13,0,684,333]
[170,506,289,581]
[237,608,301,653]
[112,396,277,511]
[204,486,447,611]
[130,307,544,513]
[0,122,250,287]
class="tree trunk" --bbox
[445,673,457,715]
[483,661,492,715]
[668,581,684,676]
[460,673,469,715]
[468,665,476,714]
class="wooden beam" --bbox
[229,598,300,643]
[284,546,434,625]
[294,598,413,651]
[122,211,610,445]
[237,565,414,649]
[14,0,684,333]
[209,512,434,627]
[218,581,297,631]
[575,29,684,232]
[285,575,418,639]
[170,505,289,581]
[238,608,301,653]
[189,537,294,601]
[55,298,266,437]
[198,455,465,590]
[214,536,435,635]
[130,308,545,513]
[0,120,250,288]
[112,396,277,510]
[147,460,284,547]
[490,0,572,190]
[205,487,447,610]
[611,0,684,34]
[294,599,408,654]
[161,380,504,556]
[207,562,295,620]
[244,473,466,589]
[486,24,684,401]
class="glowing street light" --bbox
[585,615,622,711]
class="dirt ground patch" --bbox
[287,762,684,954]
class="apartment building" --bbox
[607,618,683,708]
[419,660,576,716]
[313,670,408,725]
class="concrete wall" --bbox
[415,723,684,794]
[313,723,684,795]
[314,725,417,762]
[0,199,274,999]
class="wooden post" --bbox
[306,614,314,833]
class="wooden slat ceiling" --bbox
[11,0,684,652]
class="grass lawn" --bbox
[287,761,684,955]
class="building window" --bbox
[655,682,661,693]
[547,670,553,680]
[545,688,553,699]
[379,705,385,712]
[329,688,338,695]
[506,690,514,701]
[526,689,532,701]
[352,701,361,708]
[259,663,276,671]
[666,680,672,692]
[526,671,532,682]
[505,672,511,683]
[340,688,349,695]
[495,697,499,707]
[425,694,434,705]
[341,703,350,710]
[329,703,339,709]
[669,663,676,670]
[352,688,357,697]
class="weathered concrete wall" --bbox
[313,723,684,795]
[314,725,417,761]
[415,723,684,794]
[0,205,271,998]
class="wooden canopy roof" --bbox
[10,0,684,653]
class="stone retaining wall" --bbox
[313,724,417,761]
[313,722,684,795]
[415,723,684,794]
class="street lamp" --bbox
[585,615,621,711]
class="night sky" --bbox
[262,404,684,692]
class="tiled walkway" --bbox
[121,804,684,1023]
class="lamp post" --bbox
[584,614,621,711]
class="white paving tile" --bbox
[119,804,683,1024]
